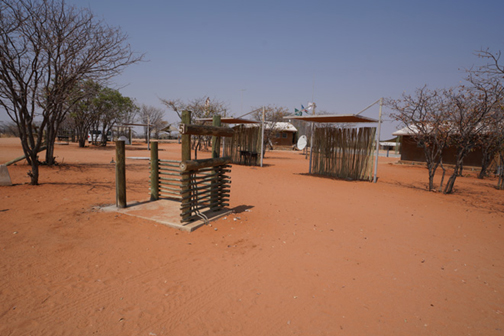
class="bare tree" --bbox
[388,87,452,191]
[0,0,143,184]
[477,113,504,179]
[161,96,228,122]
[442,79,504,194]
[161,96,228,158]
[251,105,289,153]
[470,49,504,181]
[66,80,101,147]
[475,48,504,79]
[139,104,165,141]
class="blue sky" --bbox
[2,0,504,138]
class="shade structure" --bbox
[284,114,379,181]
[283,114,378,123]
[196,117,259,124]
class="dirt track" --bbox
[1,138,503,335]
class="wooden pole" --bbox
[212,115,221,158]
[308,103,316,174]
[260,106,265,167]
[180,157,232,172]
[373,98,383,183]
[5,145,47,166]
[181,110,191,162]
[150,141,159,201]
[179,124,234,137]
[211,115,221,210]
[181,110,191,222]
[115,140,127,208]
[147,115,150,150]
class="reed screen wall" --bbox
[311,127,376,181]
[223,125,261,165]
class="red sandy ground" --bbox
[0,137,503,336]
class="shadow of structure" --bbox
[99,200,253,232]
[232,205,254,214]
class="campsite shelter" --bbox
[393,126,483,167]
[196,117,262,165]
[285,114,379,181]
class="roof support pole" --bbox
[308,103,316,174]
[373,98,383,183]
[260,106,265,167]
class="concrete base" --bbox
[100,199,233,232]
[0,165,12,186]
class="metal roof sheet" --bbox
[283,114,378,123]
[196,117,259,124]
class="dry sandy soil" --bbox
[1,137,503,336]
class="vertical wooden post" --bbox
[181,110,191,162]
[212,115,221,159]
[308,103,316,174]
[181,110,191,222]
[373,98,383,183]
[115,140,126,208]
[211,115,221,210]
[150,141,159,201]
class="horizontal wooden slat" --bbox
[180,157,232,172]
[179,124,235,137]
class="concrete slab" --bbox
[0,165,12,186]
[99,199,233,232]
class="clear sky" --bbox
[2,0,504,139]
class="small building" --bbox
[241,121,298,147]
[379,137,400,151]
[269,122,298,146]
[393,127,483,167]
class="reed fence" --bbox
[223,125,261,165]
[311,126,376,181]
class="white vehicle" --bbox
[88,130,112,142]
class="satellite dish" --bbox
[297,135,307,150]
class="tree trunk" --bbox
[498,153,504,190]
[438,159,446,192]
[28,152,40,185]
[20,135,33,166]
[457,163,464,176]
[478,148,493,179]
[428,168,435,191]
[45,123,57,165]
[444,156,464,194]
[426,160,439,191]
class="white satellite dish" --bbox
[297,135,307,150]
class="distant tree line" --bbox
[388,49,504,192]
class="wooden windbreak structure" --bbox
[150,111,233,223]
[223,125,261,165]
[311,127,376,181]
